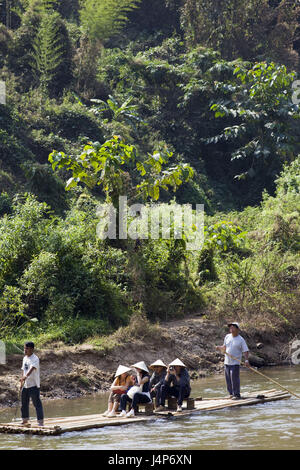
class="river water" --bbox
[1,366,299,450]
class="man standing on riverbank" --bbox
[20,342,44,426]
[216,322,250,400]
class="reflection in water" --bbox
[1,366,300,450]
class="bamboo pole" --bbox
[224,351,300,399]
[12,385,23,422]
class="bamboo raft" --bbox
[0,389,291,436]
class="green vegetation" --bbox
[0,0,299,347]
[203,159,300,331]
[182,0,299,67]
[31,10,69,94]
[79,0,141,43]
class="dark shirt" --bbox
[149,370,167,390]
[166,368,191,392]
[140,371,150,393]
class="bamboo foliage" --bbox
[79,0,141,43]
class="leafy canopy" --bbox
[49,136,194,204]
[207,61,300,180]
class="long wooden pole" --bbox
[11,384,23,421]
[225,351,300,399]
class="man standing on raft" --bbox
[20,342,44,426]
[216,322,250,400]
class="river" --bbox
[1,366,299,450]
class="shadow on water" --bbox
[1,366,300,450]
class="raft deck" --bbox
[0,389,290,436]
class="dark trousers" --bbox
[21,386,44,421]
[120,392,151,412]
[152,386,163,406]
[160,384,190,406]
[225,365,241,397]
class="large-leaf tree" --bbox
[206,61,300,189]
[49,135,194,207]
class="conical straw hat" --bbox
[149,360,167,369]
[169,358,187,368]
[114,365,132,377]
[131,361,149,373]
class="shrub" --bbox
[72,36,107,99]
[12,317,111,346]
[50,318,110,344]
[0,25,12,67]
[22,162,68,212]
[28,129,67,163]
[0,194,50,288]
[43,103,103,141]
[260,158,300,252]
[0,191,12,216]
[6,9,40,91]
[19,251,59,320]
[0,169,16,192]
[198,246,217,284]
[266,212,299,252]
[0,129,32,166]
[0,104,34,169]
[43,293,76,324]
[0,285,27,335]
[112,311,162,342]
[275,156,300,197]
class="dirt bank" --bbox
[0,315,296,409]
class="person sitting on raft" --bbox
[103,365,135,418]
[120,361,152,418]
[156,358,191,412]
[149,360,167,410]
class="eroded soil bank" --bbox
[0,315,296,409]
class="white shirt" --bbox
[21,353,40,388]
[223,334,249,365]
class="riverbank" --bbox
[0,314,297,409]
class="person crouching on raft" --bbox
[120,361,152,418]
[157,358,191,412]
[149,360,167,410]
[103,365,134,418]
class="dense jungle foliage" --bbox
[0,0,299,345]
